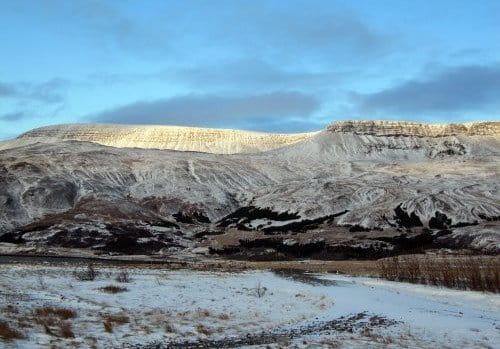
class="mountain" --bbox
[0,120,498,259]
[0,124,316,154]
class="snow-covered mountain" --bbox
[0,120,498,258]
[0,124,316,154]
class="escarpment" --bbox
[327,120,500,137]
[0,120,498,258]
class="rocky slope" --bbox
[0,124,316,154]
[0,121,498,259]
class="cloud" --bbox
[0,78,70,103]
[0,111,27,121]
[89,59,351,92]
[0,83,18,96]
[168,1,392,63]
[69,1,169,54]
[91,92,320,130]
[6,1,389,62]
[355,64,500,115]
[168,59,351,91]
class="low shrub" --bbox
[99,285,128,294]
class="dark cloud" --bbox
[355,64,500,115]
[0,78,70,103]
[0,111,27,121]
[92,92,320,130]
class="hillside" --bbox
[0,124,316,154]
[0,120,498,259]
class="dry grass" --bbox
[33,306,77,338]
[196,324,212,335]
[35,306,77,320]
[378,255,500,292]
[103,320,113,333]
[99,285,128,294]
[103,315,129,324]
[60,322,75,338]
[102,314,130,333]
[0,320,25,341]
[196,310,211,318]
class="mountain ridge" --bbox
[0,119,498,259]
[1,120,498,154]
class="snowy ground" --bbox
[0,264,498,348]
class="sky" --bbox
[1,0,499,139]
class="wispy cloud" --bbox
[0,111,27,121]
[0,78,70,103]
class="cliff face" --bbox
[4,124,316,154]
[328,120,500,137]
[0,120,499,258]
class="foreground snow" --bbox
[0,264,498,348]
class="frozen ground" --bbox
[0,264,498,348]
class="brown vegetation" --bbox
[0,320,25,341]
[103,315,129,324]
[35,306,77,320]
[196,324,212,335]
[102,314,130,333]
[33,306,78,338]
[60,322,75,338]
[378,255,500,292]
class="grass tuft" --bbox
[99,285,128,294]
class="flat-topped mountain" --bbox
[2,121,498,154]
[1,124,316,154]
[0,120,498,259]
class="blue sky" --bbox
[1,0,499,138]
